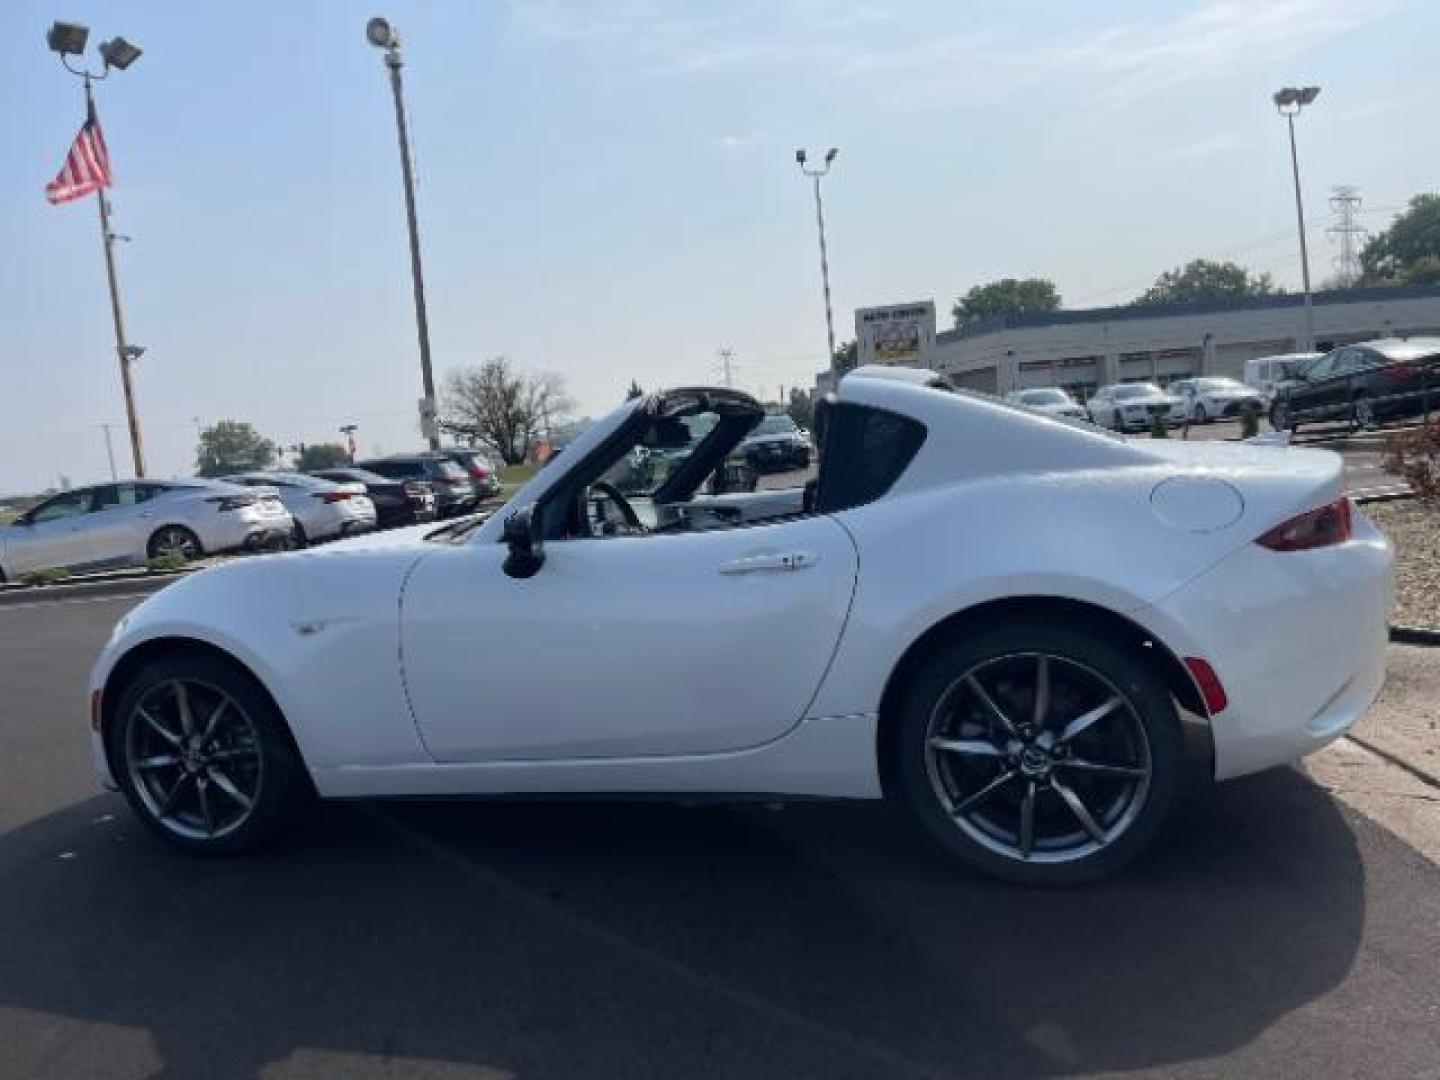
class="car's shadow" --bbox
[0,770,1364,1079]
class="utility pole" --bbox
[1328,185,1366,287]
[339,424,359,462]
[367,18,439,451]
[98,423,118,481]
[718,348,735,389]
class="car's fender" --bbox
[92,546,430,770]
[807,473,1250,720]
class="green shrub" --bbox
[146,554,188,573]
[1240,401,1261,439]
[19,567,72,587]
[1149,413,1169,439]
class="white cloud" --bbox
[717,132,763,149]
[507,0,1388,112]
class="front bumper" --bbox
[1145,509,1393,780]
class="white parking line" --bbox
[0,592,153,614]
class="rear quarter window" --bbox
[815,402,926,513]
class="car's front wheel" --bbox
[109,651,309,854]
[892,619,1184,885]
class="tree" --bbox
[832,340,859,372]
[196,421,277,477]
[626,379,644,400]
[1132,259,1276,306]
[786,387,816,430]
[1361,194,1440,283]
[441,357,575,465]
[952,278,1061,328]
[296,443,351,471]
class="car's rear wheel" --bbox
[892,620,1184,885]
[146,526,202,561]
[109,652,308,854]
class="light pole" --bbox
[339,423,359,462]
[1273,85,1320,352]
[796,148,840,373]
[46,21,147,477]
[366,17,439,451]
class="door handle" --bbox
[718,551,816,575]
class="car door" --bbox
[1291,352,1339,419]
[2,489,96,576]
[84,482,165,568]
[401,514,859,762]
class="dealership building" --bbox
[847,285,1440,397]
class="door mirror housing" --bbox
[501,503,545,579]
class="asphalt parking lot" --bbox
[3,595,1440,1079]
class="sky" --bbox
[1,0,1437,493]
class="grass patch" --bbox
[19,567,72,587]
[499,462,540,490]
[146,554,189,573]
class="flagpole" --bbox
[86,75,145,478]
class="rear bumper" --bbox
[1144,509,1393,780]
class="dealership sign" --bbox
[856,301,936,367]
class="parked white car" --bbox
[0,479,292,581]
[1244,352,1322,405]
[224,471,377,545]
[1002,387,1087,420]
[1085,383,1183,431]
[1168,377,1266,424]
[90,369,1391,885]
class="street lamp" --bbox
[796,147,840,373]
[46,20,147,478]
[1273,85,1321,352]
[366,16,439,451]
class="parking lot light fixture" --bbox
[46,21,89,57]
[1273,85,1320,352]
[99,37,142,71]
[796,147,841,373]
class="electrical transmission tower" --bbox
[717,347,736,389]
[1327,185,1366,287]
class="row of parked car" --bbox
[1001,336,1440,435]
[0,449,502,583]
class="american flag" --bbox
[45,103,112,205]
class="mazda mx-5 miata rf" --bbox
[88,367,1393,884]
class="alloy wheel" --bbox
[923,652,1152,865]
[124,678,264,841]
[151,527,199,560]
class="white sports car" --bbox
[87,367,1393,884]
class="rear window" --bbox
[361,461,419,479]
[1113,384,1159,400]
[752,416,798,436]
[815,402,926,513]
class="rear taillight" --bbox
[469,465,490,480]
[1380,363,1419,381]
[316,491,354,503]
[1256,497,1352,552]
[207,494,257,511]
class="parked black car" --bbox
[353,454,477,518]
[737,413,812,473]
[436,448,503,501]
[1270,338,1440,432]
[309,466,437,528]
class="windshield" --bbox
[1017,389,1071,405]
[1195,378,1244,391]
[751,415,798,436]
[1113,384,1161,400]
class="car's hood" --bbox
[322,511,495,553]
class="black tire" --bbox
[890,619,1184,886]
[108,651,309,854]
[146,525,203,562]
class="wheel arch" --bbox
[146,523,204,558]
[874,595,1210,799]
[99,635,309,788]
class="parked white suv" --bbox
[0,479,293,581]
[225,471,377,545]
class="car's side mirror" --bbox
[501,503,545,579]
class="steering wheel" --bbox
[584,480,644,533]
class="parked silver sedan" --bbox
[0,479,293,581]
[224,471,377,545]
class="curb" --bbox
[1352,487,1416,504]
[1346,733,1440,792]
[0,571,185,608]
[1390,624,1440,647]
